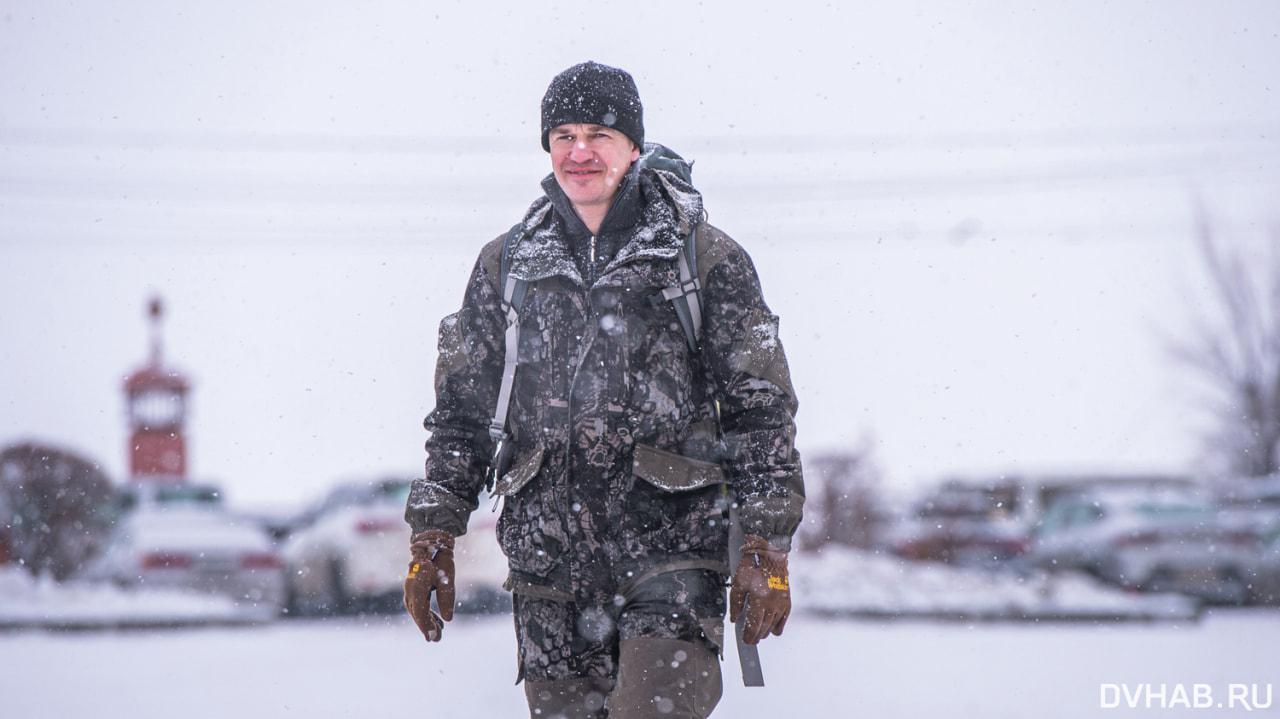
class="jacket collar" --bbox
[508,153,704,286]
[541,163,644,242]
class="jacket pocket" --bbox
[632,443,725,492]
[492,443,545,498]
[626,444,729,560]
[494,443,559,578]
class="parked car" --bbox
[452,495,510,614]
[1213,475,1280,547]
[1243,524,1280,605]
[1031,487,1258,604]
[281,478,509,616]
[112,481,225,515]
[890,518,1030,566]
[888,480,1030,567]
[281,478,411,615]
[81,506,286,618]
[1212,474,1280,510]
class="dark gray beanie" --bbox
[541,62,644,152]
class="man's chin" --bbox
[560,184,609,206]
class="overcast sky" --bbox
[2,1,1278,510]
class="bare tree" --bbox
[1171,208,1280,478]
[0,441,116,580]
[796,441,885,551]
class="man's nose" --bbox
[567,140,595,162]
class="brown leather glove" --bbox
[403,529,456,642]
[729,534,791,645]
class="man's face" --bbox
[548,123,640,215]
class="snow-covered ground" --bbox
[4,549,1274,717]
[0,566,276,630]
[0,547,1199,630]
[2,607,1277,718]
[794,548,1200,621]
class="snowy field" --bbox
[5,550,1274,717]
[2,609,1278,718]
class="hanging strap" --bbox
[728,494,766,686]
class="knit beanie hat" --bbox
[541,62,644,152]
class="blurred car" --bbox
[1031,487,1257,604]
[281,478,510,616]
[82,506,285,618]
[452,495,511,614]
[888,480,1030,567]
[889,518,1030,566]
[1212,473,1280,509]
[281,478,411,615]
[112,481,225,514]
[286,475,514,616]
[1243,524,1280,605]
[1213,474,1280,546]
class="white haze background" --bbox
[2,0,1279,511]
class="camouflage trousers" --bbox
[514,569,726,718]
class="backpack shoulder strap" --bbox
[498,223,531,315]
[653,223,705,352]
[490,223,527,444]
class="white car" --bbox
[82,506,286,619]
[281,478,411,615]
[113,482,225,513]
[452,497,511,614]
[1032,487,1257,604]
[281,478,510,616]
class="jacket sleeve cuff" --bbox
[736,494,803,552]
[404,482,475,538]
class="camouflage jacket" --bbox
[407,152,804,606]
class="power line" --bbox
[699,149,1280,200]
[1,121,1277,155]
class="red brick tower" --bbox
[123,296,191,481]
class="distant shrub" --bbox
[0,441,115,581]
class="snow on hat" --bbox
[541,61,644,152]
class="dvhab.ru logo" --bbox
[1100,683,1273,711]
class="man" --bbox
[404,61,804,719]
